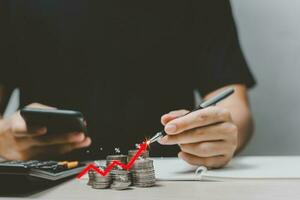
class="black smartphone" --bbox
[20,108,88,135]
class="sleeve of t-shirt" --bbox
[0,1,18,89]
[192,1,256,97]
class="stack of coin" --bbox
[87,160,103,186]
[106,155,127,167]
[87,169,95,186]
[87,148,156,190]
[110,169,131,190]
[131,159,156,187]
[91,167,112,189]
[127,150,149,162]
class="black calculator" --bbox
[0,160,85,181]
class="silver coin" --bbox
[131,169,155,173]
[133,179,156,184]
[92,185,110,189]
[106,155,127,166]
[110,181,131,190]
[132,176,155,181]
[93,173,112,185]
[131,159,154,169]
[127,150,149,162]
[130,158,156,187]
[94,178,111,182]
[134,180,156,184]
[89,150,156,190]
[111,169,130,175]
[132,173,154,177]
[92,182,111,189]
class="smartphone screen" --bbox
[20,108,88,135]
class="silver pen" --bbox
[148,87,235,144]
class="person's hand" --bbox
[0,103,91,160]
[158,107,238,168]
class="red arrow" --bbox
[76,142,148,179]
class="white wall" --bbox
[231,0,300,155]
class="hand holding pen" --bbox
[150,87,238,168]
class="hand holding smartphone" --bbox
[20,107,88,135]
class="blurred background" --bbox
[4,0,300,155]
[231,0,300,155]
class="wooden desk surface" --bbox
[5,179,299,200]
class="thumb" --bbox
[9,111,46,137]
[8,112,27,133]
[26,103,57,109]
[161,109,189,126]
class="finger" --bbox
[159,122,236,145]
[53,137,92,154]
[179,141,234,157]
[32,132,86,146]
[26,103,57,109]
[164,107,231,135]
[13,127,47,137]
[9,112,27,133]
[178,151,230,168]
[21,103,55,136]
[10,112,47,137]
[161,110,189,126]
[74,136,92,148]
[15,132,85,150]
[29,137,92,159]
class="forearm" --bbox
[204,84,254,153]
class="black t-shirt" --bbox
[0,1,255,159]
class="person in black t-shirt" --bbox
[0,1,255,168]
